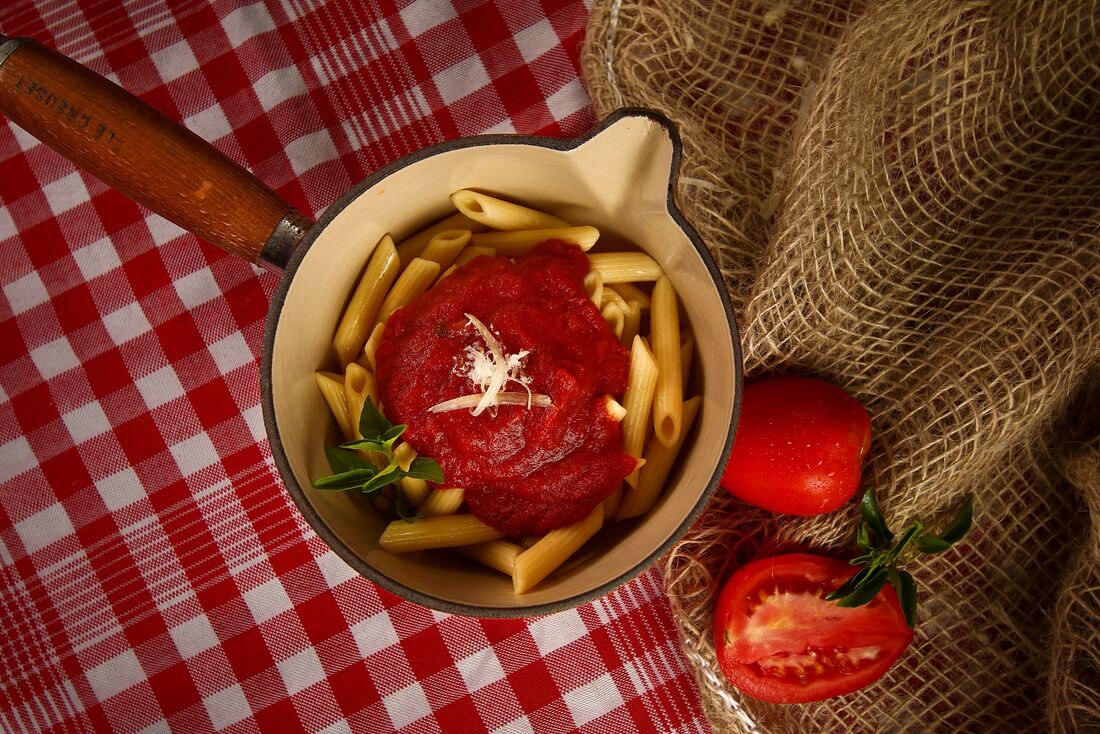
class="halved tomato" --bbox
[714,554,913,704]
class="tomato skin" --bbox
[721,376,871,515]
[713,554,913,704]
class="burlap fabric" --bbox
[581,1,1100,732]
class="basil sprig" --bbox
[313,399,443,510]
[826,487,973,627]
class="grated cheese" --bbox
[429,313,551,415]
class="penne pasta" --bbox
[418,487,465,517]
[419,229,472,272]
[451,189,569,231]
[620,300,642,347]
[587,252,663,283]
[584,269,603,307]
[513,505,603,593]
[362,322,386,372]
[333,235,401,367]
[375,257,441,327]
[395,211,486,265]
[608,282,651,310]
[602,485,623,518]
[453,245,496,267]
[470,226,599,256]
[343,363,377,440]
[621,335,659,488]
[617,396,701,520]
[379,514,504,553]
[314,371,353,440]
[394,443,430,506]
[459,539,523,576]
[651,276,683,448]
[601,301,625,339]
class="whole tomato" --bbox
[721,376,871,515]
[714,554,913,703]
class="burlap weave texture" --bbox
[582,1,1100,732]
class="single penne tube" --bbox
[394,443,430,506]
[419,229,472,271]
[343,363,377,439]
[604,395,627,422]
[601,301,625,339]
[395,211,486,265]
[622,335,659,488]
[609,282,651,309]
[617,396,701,520]
[620,300,642,347]
[600,286,628,310]
[513,505,603,593]
[470,226,599,256]
[459,539,523,576]
[587,252,663,283]
[651,276,683,447]
[451,189,569,231]
[602,485,623,518]
[453,245,496,267]
[584,269,603,307]
[333,235,401,367]
[314,371,353,440]
[379,514,504,553]
[418,487,465,517]
[362,322,386,372]
[376,257,441,326]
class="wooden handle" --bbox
[0,37,312,265]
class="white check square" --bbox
[203,683,251,730]
[73,237,122,281]
[382,682,430,730]
[151,39,199,83]
[135,365,185,410]
[563,673,623,728]
[243,578,293,624]
[29,336,80,379]
[14,502,75,554]
[277,647,326,696]
[85,650,146,701]
[62,401,112,444]
[3,270,49,314]
[42,171,89,216]
[102,302,153,345]
[169,613,220,659]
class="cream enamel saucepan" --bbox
[0,35,741,616]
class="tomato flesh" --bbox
[714,554,913,704]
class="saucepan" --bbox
[0,35,741,616]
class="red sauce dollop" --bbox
[375,240,635,536]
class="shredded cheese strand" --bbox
[465,313,508,416]
[429,392,552,413]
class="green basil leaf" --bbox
[325,446,374,474]
[358,398,392,441]
[313,467,376,490]
[938,496,973,544]
[406,457,444,484]
[860,487,893,543]
[381,424,407,444]
[834,568,889,608]
[916,535,953,554]
[825,565,875,601]
[856,519,873,553]
[895,569,919,628]
[887,521,923,564]
[339,439,387,454]
[359,464,405,495]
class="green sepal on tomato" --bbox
[721,376,872,516]
[713,554,914,704]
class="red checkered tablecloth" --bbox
[0,2,713,732]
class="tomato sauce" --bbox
[375,240,635,536]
